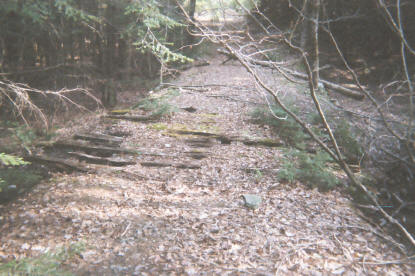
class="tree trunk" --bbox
[311,0,320,89]
[185,0,197,48]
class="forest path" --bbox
[0,55,412,275]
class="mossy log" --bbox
[109,109,131,115]
[74,132,123,146]
[242,138,282,147]
[170,129,281,148]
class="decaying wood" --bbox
[104,114,157,122]
[42,140,139,157]
[140,161,201,169]
[242,138,282,147]
[281,67,365,100]
[185,137,215,148]
[169,129,233,144]
[185,151,209,160]
[170,129,281,147]
[108,109,131,115]
[180,106,197,113]
[25,155,89,172]
[68,152,135,166]
[74,132,123,146]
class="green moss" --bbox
[109,109,131,115]
[149,123,168,130]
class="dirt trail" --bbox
[0,55,413,275]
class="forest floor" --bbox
[0,52,414,275]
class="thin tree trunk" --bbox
[311,0,320,89]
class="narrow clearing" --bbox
[1,55,412,275]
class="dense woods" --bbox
[0,0,190,109]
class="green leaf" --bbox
[0,153,30,166]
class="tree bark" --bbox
[310,0,320,89]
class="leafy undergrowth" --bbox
[249,102,364,191]
[278,149,340,191]
[132,88,180,119]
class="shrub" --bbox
[250,105,307,146]
[278,149,340,191]
[334,120,363,164]
[132,88,179,118]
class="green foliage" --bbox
[278,159,297,183]
[0,153,31,192]
[0,153,29,167]
[279,149,340,191]
[334,120,363,163]
[0,242,85,276]
[133,90,179,118]
[55,0,99,23]
[13,125,37,149]
[250,105,307,146]
[125,1,193,64]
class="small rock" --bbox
[242,194,262,209]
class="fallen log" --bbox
[140,161,201,169]
[170,129,281,147]
[281,68,365,100]
[25,155,89,172]
[42,140,139,157]
[185,137,215,148]
[185,151,209,160]
[242,138,282,147]
[180,106,197,113]
[74,132,123,146]
[169,129,232,144]
[68,152,135,166]
[104,114,157,122]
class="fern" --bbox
[124,0,193,64]
[0,153,29,167]
[278,149,340,191]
